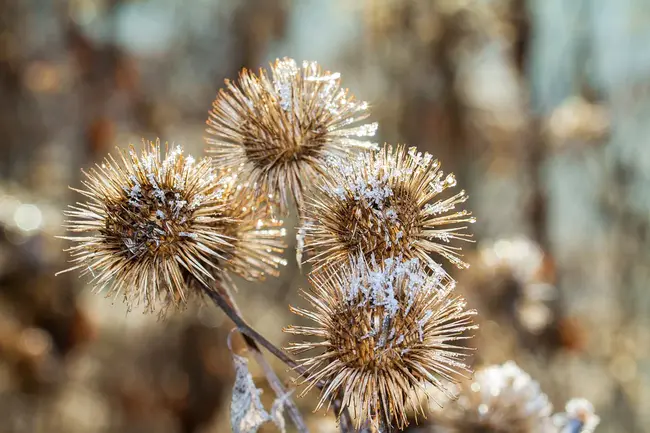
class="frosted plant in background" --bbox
[479,237,544,282]
[285,253,477,430]
[432,361,553,432]
[432,361,599,433]
[205,57,378,213]
[58,140,286,314]
[478,237,558,335]
[552,398,600,433]
[303,143,474,286]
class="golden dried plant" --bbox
[58,140,286,313]
[212,170,287,281]
[285,254,477,430]
[302,144,474,285]
[205,57,378,213]
[431,361,554,433]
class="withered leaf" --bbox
[230,351,290,433]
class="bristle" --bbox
[302,144,474,285]
[59,140,286,314]
[205,57,378,213]
[285,254,477,430]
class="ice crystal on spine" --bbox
[285,254,477,430]
[302,144,474,284]
[432,361,554,433]
[205,57,378,213]
[58,140,286,313]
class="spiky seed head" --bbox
[432,361,554,433]
[205,57,378,213]
[210,170,288,280]
[58,140,286,314]
[285,254,477,430]
[302,144,474,284]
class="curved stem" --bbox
[202,283,356,432]
[203,283,309,433]
[333,397,355,433]
[202,285,301,370]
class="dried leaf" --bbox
[269,389,293,432]
[229,345,291,433]
[230,353,270,433]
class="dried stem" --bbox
[202,282,357,432]
[202,284,301,369]
[378,416,393,433]
[205,281,308,433]
[333,397,355,433]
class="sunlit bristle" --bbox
[215,173,288,280]
[302,143,474,284]
[205,57,378,214]
[284,254,477,430]
[58,139,286,315]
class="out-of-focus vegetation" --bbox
[0,0,647,431]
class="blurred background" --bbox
[0,0,648,431]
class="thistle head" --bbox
[285,254,477,430]
[302,144,474,283]
[209,171,287,281]
[432,361,554,433]
[205,57,378,213]
[59,140,286,313]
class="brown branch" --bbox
[203,282,309,433]
[202,284,301,370]
[333,397,355,433]
[203,282,357,432]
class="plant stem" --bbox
[202,285,301,370]
[205,282,309,433]
[378,415,393,433]
[333,397,354,433]
[203,282,353,431]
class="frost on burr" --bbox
[206,57,378,213]
[58,140,286,314]
[302,144,475,287]
[285,254,477,430]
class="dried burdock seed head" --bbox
[302,144,474,283]
[212,171,287,281]
[285,254,477,430]
[205,57,378,213]
[432,361,554,433]
[58,139,286,314]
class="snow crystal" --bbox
[273,59,299,112]
[385,209,398,221]
[417,310,433,342]
[346,255,442,351]
[425,201,454,215]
